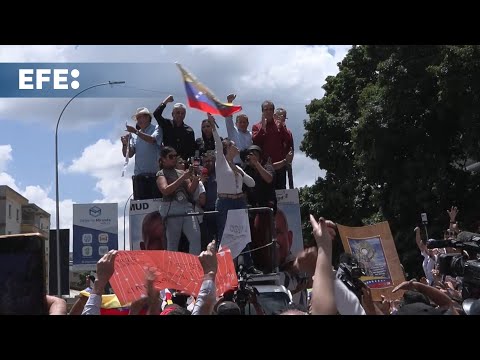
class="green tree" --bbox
[300,45,480,277]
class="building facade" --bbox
[0,185,51,290]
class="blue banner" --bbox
[73,203,118,265]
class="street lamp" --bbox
[123,192,133,250]
[55,81,125,297]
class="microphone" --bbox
[456,231,480,243]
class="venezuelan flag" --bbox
[80,290,130,315]
[176,63,242,117]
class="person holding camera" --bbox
[242,145,276,211]
[242,145,277,273]
[156,146,201,255]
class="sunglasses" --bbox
[167,154,178,160]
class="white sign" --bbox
[219,209,251,259]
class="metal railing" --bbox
[163,206,278,273]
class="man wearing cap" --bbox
[122,107,163,200]
[242,144,276,211]
[154,95,196,162]
[243,144,277,273]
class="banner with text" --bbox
[73,203,118,265]
[219,209,251,259]
[129,199,163,250]
[109,249,238,306]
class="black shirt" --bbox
[153,103,196,161]
[243,162,277,211]
[195,135,216,159]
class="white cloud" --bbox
[292,152,326,188]
[0,145,12,171]
[67,138,133,203]
[21,184,73,229]
[66,139,135,250]
[0,172,17,190]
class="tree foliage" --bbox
[300,45,480,277]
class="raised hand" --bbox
[96,250,117,285]
[199,240,217,276]
[309,215,333,254]
[126,124,137,134]
[121,134,130,145]
[261,116,267,129]
[447,206,459,222]
[206,113,217,130]
[248,152,259,166]
[164,95,174,104]
[286,148,294,164]
[227,93,236,103]
[145,267,161,315]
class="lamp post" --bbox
[55,81,125,297]
[123,193,134,250]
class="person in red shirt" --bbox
[252,101,293,189]
[274,108,295,189]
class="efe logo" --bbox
[19,68,80,90]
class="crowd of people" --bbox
[8,93,480,315]
[91,94,480,316]
[61,204,478,315]
[123,94,294,273]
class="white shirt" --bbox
[213,128,255,194]
[333,276,366,315]
[422,250,435,285]
[193,181,206,223]
[225,115,252,164]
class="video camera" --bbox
[336,253,367,300]
[427,231,480,299]
[233,257,260,315]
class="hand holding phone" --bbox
[421,213,428,224]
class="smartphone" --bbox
[421,213,428,223]
[0,233,48,315]
[193,150,200,167]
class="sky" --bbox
[0,45,352,251]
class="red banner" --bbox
[109,249,238,306]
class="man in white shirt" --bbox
[224,94,252,165]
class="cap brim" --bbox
[462,298,476,315]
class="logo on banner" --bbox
[89,206,102,217]
[19,68,80,90]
